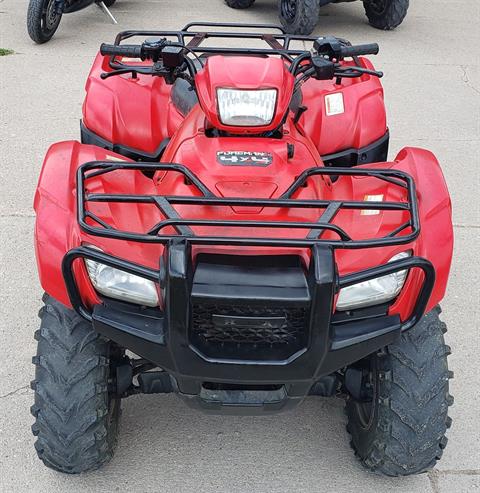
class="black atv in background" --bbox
[27,0,117,44]
[225,0,409,34]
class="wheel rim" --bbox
[353,358,377,430]
[42,0,60,32]
[281,0,298,22]
[368,0,389,15]
[106,346,124,438]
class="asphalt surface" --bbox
[0,0,479,492]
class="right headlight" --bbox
[85,257,159,307]
[336,251,411,311]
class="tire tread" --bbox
[346,309,453,476]
[32,295,119,474]
[363,0,409,30]
[278,0,320,35]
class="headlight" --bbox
[85,258,159,307]
[336,252,411,311]
[217,88,277,127]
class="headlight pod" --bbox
[85,258,159,307]
[336,252,411,312]
[217,88,277,127]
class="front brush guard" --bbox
[60,161,435,412]
[62,241,434,411]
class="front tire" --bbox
[278,0,320,35]
[102,0,117,7]
[31,295,121,474]
[363,0,409,30]
[224,0,255,8]
[27,0,62,44]
[345,308,453,476]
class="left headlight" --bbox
[336,251,411,312]
[85,258,159,307]
[217,88,277,127]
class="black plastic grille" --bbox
[191,303,308,360]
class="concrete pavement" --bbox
[1,0,479,491]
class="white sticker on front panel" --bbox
[361,194,384,216]
[325,93,345,116]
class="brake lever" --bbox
[101,68,139,80]
[335,66,383,78]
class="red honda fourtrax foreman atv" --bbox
[32,22,454,476]
[225,0,409,35]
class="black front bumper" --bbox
[63,241,434,414]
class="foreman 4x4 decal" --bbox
[217,151,273,166]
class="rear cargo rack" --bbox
[78,161,419,249]
[107,22,333,70]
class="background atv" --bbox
[32,23,453,475]
[27,0,117,44]
[225,0,410,34]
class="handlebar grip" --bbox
[340,43,379,58]
[100,43,143,59]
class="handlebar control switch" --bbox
[311,56,336,80]
[313,36,344,60]
[162,46,185,69]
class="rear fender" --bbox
[300,58,387,156]
[82,53,181,155]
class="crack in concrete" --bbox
[0,217,479,229]
[0,385,30,399]
[0,213,35,218]
[460,65,480,96]
[437,469,480,476]
[428,470,440,493]
[453,223,480,229]
[428,468,480,492]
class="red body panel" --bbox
[83,54,184,154]
[195,56,295,133]
[300,58,387,155]
[82,54,386,157]
[35,50,452,324]
[34,140,453,321]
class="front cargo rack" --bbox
[77,161,419,249]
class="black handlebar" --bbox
[100,43,143,59]
[340,43,379,58]
[100,36,381,83]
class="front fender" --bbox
[390,147,454,318]
[34,141,133,307]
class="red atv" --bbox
[32,23,453,475]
